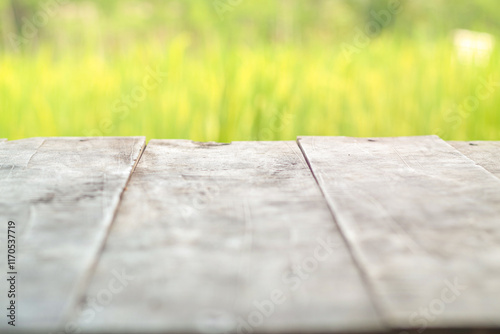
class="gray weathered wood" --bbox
[448,141,500,178]
[72,140,384,334]
[0,137,145,332]
[298,135,500,329]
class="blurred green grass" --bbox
[0,0,499,141]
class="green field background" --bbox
[1,0,499,141]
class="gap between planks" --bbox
[60,139,148,325]
[296,137,388,327]
[448,141,500,179]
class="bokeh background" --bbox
[0,0,499,141]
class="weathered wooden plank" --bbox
[448,141,500,178]
[0,137,145,332]
[298,135,500,330]
[73,140,384,334]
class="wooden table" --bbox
[1,136,499,334]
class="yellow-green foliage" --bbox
[0,0,499,141]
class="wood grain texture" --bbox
[73,140,384,334]
[0,137,145,333]
[298,136,500,330]
[448,141,500,178]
